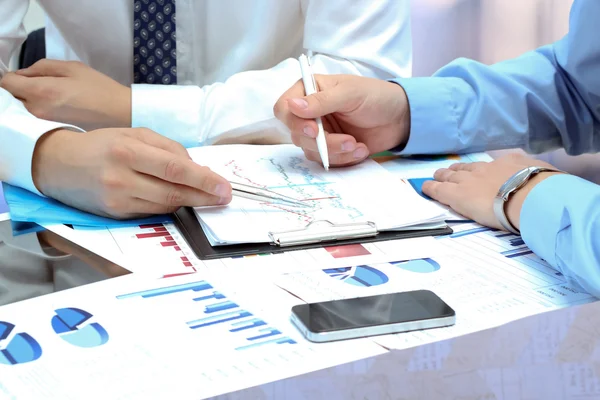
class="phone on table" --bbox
[290,290,455,343]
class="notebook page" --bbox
[189,145,444,245]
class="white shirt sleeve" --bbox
[0,0,83,196]
[131,0,412,147]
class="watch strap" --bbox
[493,196,520,234]
[493,166,564,235]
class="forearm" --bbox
[394,0,600,156]
[520,174,600,297]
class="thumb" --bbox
[287,79,356,119]
[16,59,73,77]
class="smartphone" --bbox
[290,290,455,343]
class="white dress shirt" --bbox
[0,0,412,197]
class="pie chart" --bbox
[391,258,441,273]
[323,266,389,287]
[0,321,42,365]
[51,308,109,348]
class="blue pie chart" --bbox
[51,308,109,348]
[324,266,389,287]
[0,321,42,365]
[391,258,441,273]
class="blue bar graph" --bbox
[230,318,267,332]
[235,337,297,351]
[116,281,213,299]
[510,238,525,247]
[205,300,238,313]
[117,278,298,352]
[247,328,282,341]
[449,227,493,238]
[193,291,226,302]
[502,249,533,258]
[187,311,253,329]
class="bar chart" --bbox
[116,280,297,351]
[108,223,200,277]
[438,223,595,306]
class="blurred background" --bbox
[13,0,599,182]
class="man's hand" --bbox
[0,59,131,130]
[422,153,562,230]
[273,74,410,167]
[33,128,232,219]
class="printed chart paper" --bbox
[0,272,384,400]
[189,145,445,244]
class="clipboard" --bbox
[172,206,453,260]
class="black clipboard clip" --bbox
[269,220,378,247]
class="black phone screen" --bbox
[292,290,455,333]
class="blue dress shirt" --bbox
[395,0,600,296]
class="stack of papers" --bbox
[189,145,446,246]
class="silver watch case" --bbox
[493,166,561,235]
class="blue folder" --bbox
[2,182,170,235]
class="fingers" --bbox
[421,180,460,207]
[111,141,232,199]
[303,143,369,167]
[118,198,178,218]
[132,173,228,208]
[286,85,355,120]
[0,72,31,99]
[433,168,471,184]
[16,59,78,77]
[273,75,358,139]
[273,80,305,128]
[294,132,357,154]
[126,128,191,159]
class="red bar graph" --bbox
[128,223,199,278]
[139,224,164,229]
[136,232,170,239]
[163,272,195,278]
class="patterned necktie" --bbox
[133,0,177,84]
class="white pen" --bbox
[298,53,329,170]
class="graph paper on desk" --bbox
[188,145,445,245]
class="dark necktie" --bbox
[133,0,177,84]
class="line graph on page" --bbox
[224,156,364,224]
[190,145,445,245]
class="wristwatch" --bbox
[493,166,563,235]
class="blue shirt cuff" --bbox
[520,174,586,267]
[389,77,464,154]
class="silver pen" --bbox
[230,181,312,208]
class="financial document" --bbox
[188,145,445,245]
[0,271,385,400]
[275,232,596,351]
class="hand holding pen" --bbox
[273,69,409,168]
